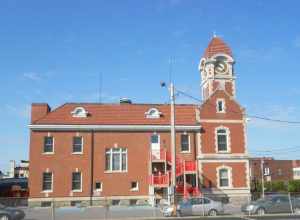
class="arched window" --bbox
[71,107,88,118]
[145,108,161,119]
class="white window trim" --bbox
[215,126,231,153]
[293,167,300,179]
[71,107,88,118]
[216,165,232,189]
[105,148,128,173]
[43,136,54,155]
[216,98,226,113]
[145,108,162,119]
[42,171,53,193]
[72,136,84,155]
[130,181,139,192]
[264,167,270,176]
[95,182,103,192]
[180,133,191,153]
[72,171,82,192]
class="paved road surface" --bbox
[23,206,300,220]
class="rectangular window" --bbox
[105,148,127,172]
[264,167,270,176]
[72,172,82,191]
[217,100,225,113]
[181,134,190,152]
[217,130,228,152]
[219,169,229,187]
[130,181,139,191]
[42,172,52,191]
[95,182,102,191]
[44,137,54,153]
[294,169,300,177]
[73,137,83,153]
[105,151,111,171]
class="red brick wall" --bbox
[250,158,295,182]
[200,90,243,120]
[29,131,198,198]
[201,162,248,188]
[200,122,245,154]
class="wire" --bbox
[175,88,300,125]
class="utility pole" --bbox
[170,82,176,205]
[260,158,265,199]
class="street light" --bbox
[161,81,176,205]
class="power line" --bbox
[175,88,300,125]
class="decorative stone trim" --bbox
[29,124,201,131]
[214,126,231,153]
[216,165,233,189]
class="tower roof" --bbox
[203,36,233,58]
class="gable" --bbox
[199,90,244,120]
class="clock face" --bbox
[214,60,228,74]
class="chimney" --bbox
[31,103,51,123]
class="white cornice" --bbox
[199,119,243,123]
[197,153,249,160]
[29,124,202,132]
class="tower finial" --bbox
[213,31,217,38]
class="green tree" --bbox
[288,180,300,192]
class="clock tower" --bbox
[199,36,236,100]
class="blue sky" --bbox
[0,0,300,171]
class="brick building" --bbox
[28,36,250,207]
[250,158,300,183]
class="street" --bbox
[22,206,300,220]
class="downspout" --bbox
[90,130,95,206]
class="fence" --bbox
[1,193,300,219]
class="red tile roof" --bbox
[33,103,198,125]
[203,37,232,58]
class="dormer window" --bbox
[145,108,161,119]
[71,107,88,118]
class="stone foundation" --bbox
[28,197,150,208]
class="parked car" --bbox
[241,195,300,215]
[0,203,25,220]
[162,197,224,217]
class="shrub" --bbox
[288,180,300,192]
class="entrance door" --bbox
[151,134,160,159]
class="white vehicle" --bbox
[162,197,224,217]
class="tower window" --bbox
[215,127,230,153]
[216,99,225,113]
[219,168,229,187]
